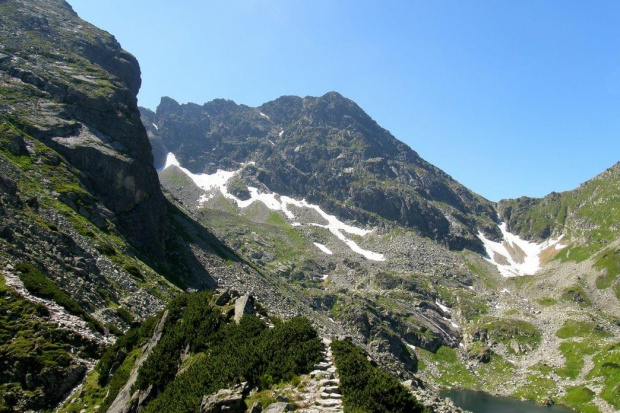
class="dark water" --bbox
[440,389,575,413]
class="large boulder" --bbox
[234,294,255,323]
[199,382,249,413]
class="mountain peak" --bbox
[146,92,498,251]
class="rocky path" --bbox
[2,263,114,345]
[290,338,344,412]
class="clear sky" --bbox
[68,0,620,202]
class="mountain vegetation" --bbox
[0,1,618,412]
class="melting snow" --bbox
[279,130,284,137]
[406,343,416,351]
[436,300,451,313]
[259,112,270,120]
[314,242,333,255]
[443,317,460,329]
[477,223,565,277]
[160,153,385,261]
[152,123,159,130]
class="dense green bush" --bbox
[119,291,322,413]
[97,315,158,386]
[331,339,425,413]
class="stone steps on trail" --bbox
[290,337,343,412]
[320,392,342,399]
[322,386,340,394]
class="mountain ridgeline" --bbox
[498,162,620,249]
[1,0,620,412]
[142,93,500,252]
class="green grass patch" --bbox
[54,182,88,195]
[512,374,558,404]
[557,341,600,379]
[587,342,620,409]
[561,386,598,413]
[417,346,480,388]
[474,353,516,391]
[594,248,620,289]
[453,290,488,321]
[556,320,612,339]
[556,245,597,263]
[561,285,591,308]
[123,264,144,281]
[473,317,541,354]
[244,389,277,410]
[535,297,557,307]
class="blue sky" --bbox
[69,0,620,202]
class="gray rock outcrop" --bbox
[234,294,255,323]
[199,382,249,413]
[0,0,168,257]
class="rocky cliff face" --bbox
[0,0,167,257]
[0,1,175,410]
[142,93,500,252]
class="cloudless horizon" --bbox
[69,0,620,202]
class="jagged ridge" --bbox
[142,92,500,252]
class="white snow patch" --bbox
[321,274,329,281]
[160,153,240,191]
[468,286,474,290]
[459,342,464,348]
[291,222,302,227]
[152,123,159,130]
[268,139,275,146]
[279,130,284,137]
[160,152,385,261]
[443,316,460,329]
[501,288,510,294]
[198,194,214,206]
[436,300,451,313]
[406,343,416,351]
[259,112,270,119]
[314,242,333,255]
[477,223,565,277]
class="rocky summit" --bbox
[142,93,500,252]
[0,1,619,413]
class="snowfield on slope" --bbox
[160,153,385,261]
[477,223,565,277]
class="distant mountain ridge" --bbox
[141,92,500,252]
[1,1,619,411]
[498,161,620,249]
